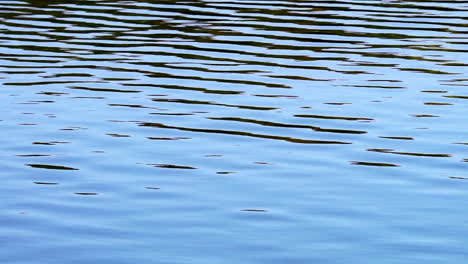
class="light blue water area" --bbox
[1,0,468,263]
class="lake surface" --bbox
[1,0,467,263]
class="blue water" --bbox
[1,0,467,263]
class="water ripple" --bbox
[1,0,468,263]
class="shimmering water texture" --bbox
[1,0,468,263]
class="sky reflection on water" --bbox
[1,0,468,263]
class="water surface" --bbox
[1,0,468,263]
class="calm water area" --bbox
[1,0,467,263]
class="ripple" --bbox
[1,0,468,263]
[26,164,79,170]
[33,182,59,185]
[367,148,452,158]
[148,163,197,170]
[139,122,352,144]
[350,161,400,167]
